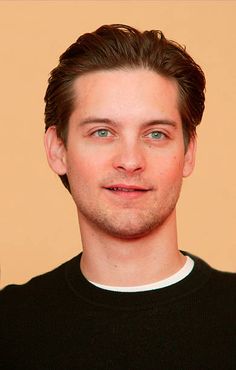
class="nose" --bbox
[112,139,145,174]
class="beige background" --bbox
[0,1,235,288]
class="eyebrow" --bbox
[78,117,177,128]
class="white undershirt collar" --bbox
[89,256,194,292]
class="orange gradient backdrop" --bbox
[0,1,235,287]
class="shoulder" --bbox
[186,251,236,300]
[0,254,81,311]
[208,267,236,297]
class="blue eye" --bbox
[149,131,165,139]
[94,129,111,137]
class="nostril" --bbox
[112,148,145,173]
[114,161,144,172]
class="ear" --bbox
[44,126,67,175]
[183,136,197,178]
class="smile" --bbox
[103,184,151,199]
[108,187,147,192]
[105,183,150,192]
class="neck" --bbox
[79,210,185,286]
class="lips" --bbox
[103,184,151,200]
[105,184,150,192]
[109,187,144,192]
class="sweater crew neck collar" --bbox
[65,251,212,311]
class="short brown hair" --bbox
[44,24,205,190]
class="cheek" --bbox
[154,156,185,188]
[66,149,107,185]
[170,158,185,179]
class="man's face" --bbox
[52,68,195,239]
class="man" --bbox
[1,24,235,369]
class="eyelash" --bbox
[91,129,113,137]
[90,128,167,140]
[145,131,166,140]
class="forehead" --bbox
[71,68,181,125]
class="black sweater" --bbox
[1,252,236,369]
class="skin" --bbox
[45,68,196,286]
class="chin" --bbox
[78,199,177,240]
[96,216,168,240]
